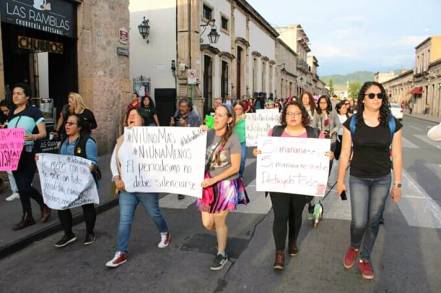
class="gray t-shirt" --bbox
[206,130,241,180]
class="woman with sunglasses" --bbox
[337,81,402,280]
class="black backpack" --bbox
[271,125,321,138]
[63,135,101,183]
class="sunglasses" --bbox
[365,93,385,100]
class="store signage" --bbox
[119,27,128,45]
[18,35,64,54]
[117,47,129,57]
[1,0,75,38]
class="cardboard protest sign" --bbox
[0,128,25,171]
[256,136,331,197]
[245,110,280,147]
[36,153,99,210]
[121,127,206,197]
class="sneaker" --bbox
[313,202,323,227]
[288,243,299,257]
[210,253,228,271]
[358,259,374,280]
[177,194,185,200]
[343,247,359,269]
[84,233,96,246]
[105,251,128,268]
[6,192,20,201]
[54,234,77,248]
[158,232,171,248]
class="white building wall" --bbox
[234,9,247,39]
[249,22,275,60]
[129,0,176,100]
[200,0,231,53]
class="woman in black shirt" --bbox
[138,95,159,126]
[337,81,402,280]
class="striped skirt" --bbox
[197,178,249,213]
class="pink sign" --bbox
[0,128,25,171]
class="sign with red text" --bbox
[256,136,331,197]
[0,128,25,171]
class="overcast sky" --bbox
[248,0,441,76]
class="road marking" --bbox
[414,134,441,150]
[403,137,418,149]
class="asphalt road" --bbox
[0,116,440,293]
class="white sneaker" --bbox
[158,232,171,248]
[6,192,20,201]
[105,251,128,268]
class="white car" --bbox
[390,103,403,120]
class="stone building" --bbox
[275,39,298,98]
[0,0,131,154]
[383,35,441,117]
[129,0,279,117]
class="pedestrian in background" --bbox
[334,101,350,160]
[337,81,403,280]
[106,108,171,268]
[198,105,249,271]
[8,83,51,230]
[54,114,98,248]
[233,101,247,178]
[300,91,316,123]
[139,95,160,126]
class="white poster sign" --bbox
[256,137,331,197]
[245,110,281,147]
[122,127,206,197]
[36,153,99,210]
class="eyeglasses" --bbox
[365,93,385,100]
[286,112,302,117]
[65,122,77,126]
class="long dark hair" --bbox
[214,104,236,165]
[280,101,310,127]
[316,95,332,115]
[67,114,89,137]
[356,81,390,127]
[301,91,315,115]
[141,95,155,109]
[125,108,146,126]
[335,101,348,117]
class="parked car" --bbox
[390,103,403,120]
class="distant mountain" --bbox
[321,71,374,90]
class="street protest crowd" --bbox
[0,81,405,280]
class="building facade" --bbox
[275,39,297,98]
[383,36,441,117]
[0,0,131,153]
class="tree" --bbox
[348,81,361,100]
[328,79,335,96]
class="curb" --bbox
[0,198,118,260]
[404,113,441,124]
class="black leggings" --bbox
[270,193,307,250]
[58,204,96,235]
[12,150,44,215]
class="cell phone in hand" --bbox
[340,190,347,201]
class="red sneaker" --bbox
[343,247,359,269]
[358,259,374,280]
[105,251,128,268]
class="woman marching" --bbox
[300,91,316,123]
[8,83,51,230]
[253,101,333,271]
[54,114,98,247]
[198,104,249,271]
[334,101,350,161]
[309,95,339,226]
[106,108,171,268]
[337,81,402,280]
[233,101,247,178]
[138,95,160,126]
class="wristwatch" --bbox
[393,182,402,188]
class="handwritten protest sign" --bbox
[122,127,206,197]
[256,137,331,197]
[36,153,99,210]
[0,128,25,171]
[245,110,280,147]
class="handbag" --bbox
[201,140,223,205]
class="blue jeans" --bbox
[349,174,391,260]
[117,191,168,253]
[239,142,247,178]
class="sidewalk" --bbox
[0,154,117,259]
[404,112,441,124]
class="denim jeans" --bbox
[117,191,168,253]
[349,174,391,260]
[239,142,247,178]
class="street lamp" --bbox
[201,19,220,44]
[138,17,150,43]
